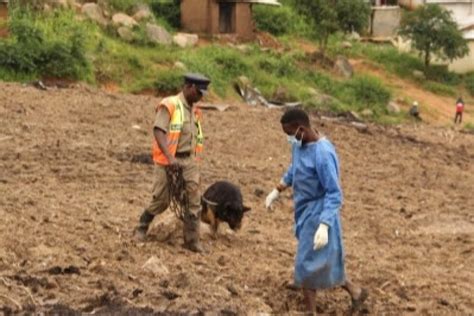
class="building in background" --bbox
[0,0,8,38]
[180,0,280,40]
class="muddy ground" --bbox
[0,82,473,315]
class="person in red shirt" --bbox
[454,97,464,124]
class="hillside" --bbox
[0,2,473,129]
[0,82,473,314]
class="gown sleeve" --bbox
[315,145,342,227]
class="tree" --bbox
[294,0,371,53]
[399,4,469,68]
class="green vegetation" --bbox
[107,0,139,13]
[422,81,457,97]
[0,8,93,81]
[465,73,474,96]
[464,122,474,132]
[149,0,180,29]
[338,41,467,97]
[309,72,391,115]
[2,3,471,125]
[399,4,469,68]
[253,4,309,37]
[293,0,370,52]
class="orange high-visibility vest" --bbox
[152,95,204,165]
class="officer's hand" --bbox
[313,223,329,250]
[265,189,279,210]
[168,157,180,170]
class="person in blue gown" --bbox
[265,109,368,314]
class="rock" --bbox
[350,121,369,133]
[348,31,361,41]
[133,8,152,22]
[81,3,107,26]
[174,61,187,70]
[142,256,169,276]
[45,0,69,9]
[237,76,251,87]
[341,41,352,49]
[226,284,239,296]
[66,0,78,8]
[71,2,82,13]
[146,23,172,45]
[117,26,134,42]
[308,93,338,109]
[387,101,401,113]
[413,70,425,80]
[334,56,353,78]
[236,44,250,53]
[112,13,138,28]
[347,111,362,122]
[361,109,374,117]
[173,32,199,48]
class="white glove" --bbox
[313,223,329,250]
[265,189,279,210]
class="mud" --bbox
[0,82,473,314]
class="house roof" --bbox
[457,15,474,40]
[218,0,282,6]
[459,15,474,30]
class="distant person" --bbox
[454,97,464,124]
[265,109,368,314]
[409,101,421,121]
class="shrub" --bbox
[154,68,184,94]
[258,55,296,77]
[308,72,391,115]
[253,5,308,36]
[0,9,91,80]
[180,46,251,96]
[464,122,474,132]
[149,0,180,29]
[425,65,461,85]
[422,81,456,96]
[464,73,474,96]
[346,75,391,109]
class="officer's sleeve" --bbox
[153,105,171,133]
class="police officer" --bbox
[134,73,210,253]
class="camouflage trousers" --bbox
[140,156,201,244]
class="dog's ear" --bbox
[243,205,251,213]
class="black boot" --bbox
[134,210,154,241]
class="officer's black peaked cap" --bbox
[184,73,211,93]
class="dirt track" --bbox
[0,82,473,314]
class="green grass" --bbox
[346,41,425,79]
[422,81,457,97]
[465,73,474,96]
[464,122,474,132]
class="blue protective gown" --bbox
[282,138,346,289]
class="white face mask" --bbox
[287,127,303,147]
